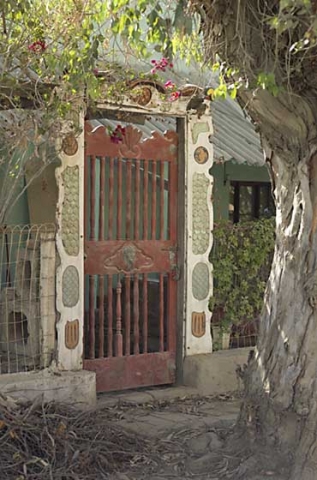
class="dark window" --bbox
[229,182,275,223]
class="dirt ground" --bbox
[0,389,290,479]
[101,391,289,480]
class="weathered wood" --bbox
[133,274,140,355]
[143,160,149,240]
[115,279,123,356]
[160,161,165,240]
[85,240,176,275]
[107,275,113,357]
[159,273,164,352]
[117,158,123,239]
[99,157,105,241]
[142,273,148,353]
[126,159,132,239]
[88,275,95,359]
[125,275,131,356]
[89,156,96,241]
[84,351,176,392]
[84,122,179,392]
[108,157,114,240]
[135,159,141,240]
[151,162,157,240]
[98,276,105,358]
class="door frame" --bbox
[175,117,186,384]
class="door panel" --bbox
[83,122,178,392]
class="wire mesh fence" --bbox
[0,224,56,374]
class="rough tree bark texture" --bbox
[193,0,317,477]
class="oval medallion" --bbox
[194,146,209,165]
[62,134,78,156]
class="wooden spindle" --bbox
[167,157,178,352]
[151,161,157,239]
[142,274,148,353]
[135,159,140,240]
[159,273,164,352]
[107,275,113,357]
[90,155,96,240]
[160,161,165,240]
[89,275,95,359]
[143,160,149,240]
[108,157,114,240]
[99,157,105,241]
[117,158,122,239]
[84,156,89,240]
[168,161,178,241]
[98,157,106,358]
[126,159,132,239]
[125,276,131,355]
[98,276,105,358]
[115,278,123,356]
[133,274,140,354]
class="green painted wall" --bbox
[0,174,30,226]
[210,161,270,221]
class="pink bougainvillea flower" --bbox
[150,57,173,74]
[164,80,176,89]
[28,40,47,53]
[168,91,181,102]
[110,136,121,144]
[110,125,126,144]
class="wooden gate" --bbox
[83,121,179,392]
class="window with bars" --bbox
[229,181,275,223]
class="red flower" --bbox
[28,40,47,53]
[110,125,126,144]
[110,135,121,144]
[164,80,176,89]
[168,91,181,102]
[150,58,173,74]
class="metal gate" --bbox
[83,121,178,392]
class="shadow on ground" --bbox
[0,392,290,479]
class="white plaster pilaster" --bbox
[185,113,214,356]
[55,111,85,370]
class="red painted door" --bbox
[83,121,178,392]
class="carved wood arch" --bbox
[85,123,178,160]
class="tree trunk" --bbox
[193,0,317,476]
[238,113,317,479]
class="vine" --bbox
[209,219,275,344]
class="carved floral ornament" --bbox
[84,122,178,161]
[96,78,211,116]
[104,243,154,274]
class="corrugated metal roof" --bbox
[210,96,265,166]
[90,115,176,140]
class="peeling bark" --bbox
[236,126,317,479]
[193,0,317,477]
